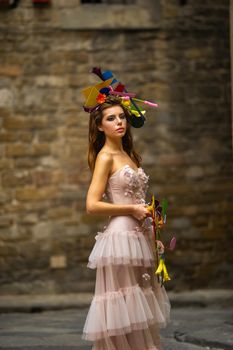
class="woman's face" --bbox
[98,105,127,139]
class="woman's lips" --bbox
[116,128,124,132]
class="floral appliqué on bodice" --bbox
[104,165,149,205]
[123,165,149,204]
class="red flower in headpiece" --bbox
[96,93,106,104]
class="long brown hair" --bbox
[88,96,141,172]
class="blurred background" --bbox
[0,0,232,298]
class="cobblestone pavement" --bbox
[0,305,232,350]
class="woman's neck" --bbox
[103,138,124,154]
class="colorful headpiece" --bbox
[82,67,158,128]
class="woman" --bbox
[82,95,170,349]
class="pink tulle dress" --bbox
[82,164,170,350]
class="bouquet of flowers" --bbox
[147,195,176,286]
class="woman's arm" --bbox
[86,152,135,216]
[86,152,149,220]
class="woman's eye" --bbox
[106,114,125,121]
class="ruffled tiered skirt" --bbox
[82,216,170,350]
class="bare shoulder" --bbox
[94,151,113,176]
[96,151,113,163]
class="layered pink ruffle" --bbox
[92,326,162,350]
[87,229,155,269]
[82,284,169,342]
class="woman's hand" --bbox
[131,204,150,221]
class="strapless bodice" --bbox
[105,164,149,205]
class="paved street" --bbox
[0,305,232,350]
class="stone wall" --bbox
[0,0,232,294]
[231,0,233,146]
